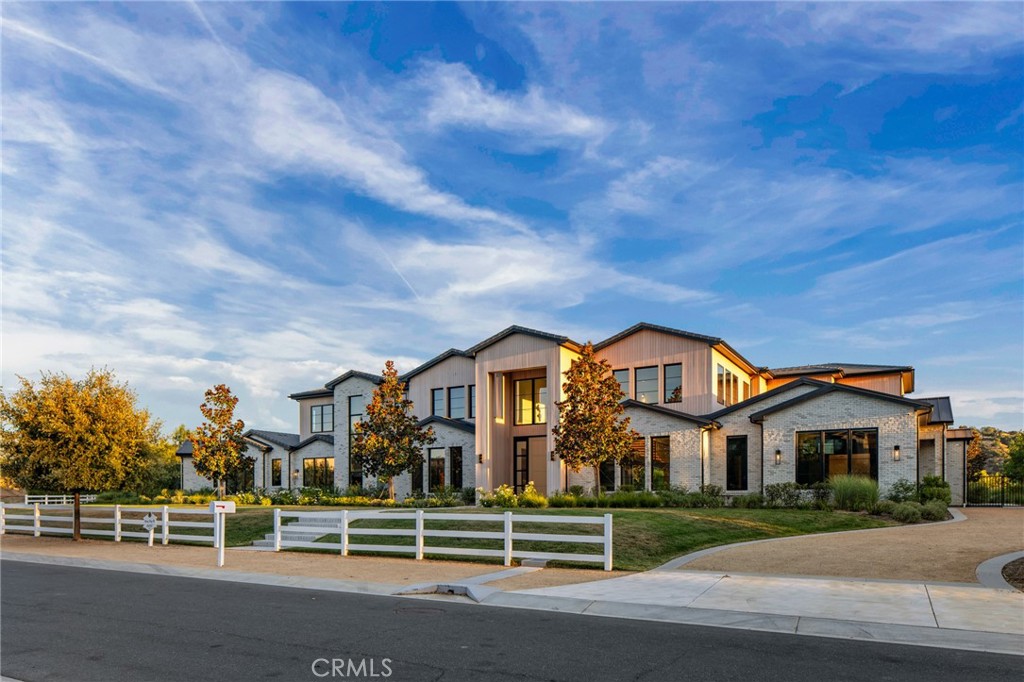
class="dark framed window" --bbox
[717,365,743,407]
[271,459,282,487]
[612,369,629,399]
[311,404,334,433]
[664,364,682,403]
[620,438,646,490]
[468,385,476,419]
[431,388,444,417]
[599,459,615,492]
[717,365,726,405]
[450,447,463,489]
[303,457,334,489]
[796,429,878,485]
[448,386,466,420]
[726,436,748,491]
[411,459,424,493]
[743,382,750,402]
[651,436,670,490]
[225,460,255,493]
[635,366,658,404]
[514,378,547,425]
[348,395,364,487]
[428,447,445,492]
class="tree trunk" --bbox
[215,477,223,500]
[388,477,395,501]
[73,492,81,541]
[594,466,602,498]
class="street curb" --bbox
[976,551,1024,591]
[654,507,968,571]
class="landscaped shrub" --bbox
[831,475,879,511]
[921,499,949,521]
[460,487,477,506]
[810,481,832,503]
[892,501,922,523]
[548,492,578,508]
[271,489,296,505]
[918,476,952,505]
[568,485,586,497]
[699,484,724,498]
[479,484,518,508]
[730,493,764,509]
[872,499,898,516]
[655,486,691,507]
[94,491,142,504]
[764,482,802,508]
[518,482,548,508]
[886,478,918,503]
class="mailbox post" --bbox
[209,500,236,567]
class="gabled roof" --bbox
[747,382,932,423]
[705,377,826,420]
[287,388,333,400]
[465,325,581,355]
[769,363,913,378]
[918,397,954,424]
[324,369,383,390]
[417,415,476,434]
[620,399,718,427]
[293,434,334,450]
[400,348,472,383]
[245,430,301,449]
[175,440,193,457]
[595,322,763,375]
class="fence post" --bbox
[212,510,220,549]
[217,511,226,567]
[503,511,513,567]
[34,503,41,537]
[415,509,424,561]
[114,504,122,542]
[603,513,613,572]
[273,508,281,552]
[340,510,349,557]
[161,506,170,545]
[0,504,5,535]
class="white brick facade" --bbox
[331,375,380,490]
[393,421,476,499]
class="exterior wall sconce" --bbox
[550,452,556,462]
[774,449,782,465]
[291,469,300,479]
[478,453,484,464]
[893,445,901,462]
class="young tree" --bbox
[1003,432,1024,482]
[351,361,435,499]
[965,428,985,482]
[0,368,152,540]
[191,385,249,499]
[553,342,639,494]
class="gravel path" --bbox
[680,507,1024,583]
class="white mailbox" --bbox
[209,500,236,514]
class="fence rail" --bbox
[24,494,97,505]
[273,509,613,570]
[0,504,218,545]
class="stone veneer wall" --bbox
[331,376,380,490]
[393,423,476,500]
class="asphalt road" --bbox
[1,559,1020,682]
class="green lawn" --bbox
[31,505,893,569]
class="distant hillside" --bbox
[958,426,1022,475]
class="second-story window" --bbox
[717,365,743,407]
[664,364,682,403]
[468,385,476,419]
[448,386,466,420]
[514,378,547,425]
[635,366,658,404]
[613,369,629,400]
[431,388,444,417]
[311,404,334,432]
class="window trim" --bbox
[612,368,630,400]
[431,388,444,417]
[513,377,547,425]
[310,404,334,433]
[795,428,879,485]
[634,365,659,404]
[663,364,682,404]
[447,385,466,420]
[726,435,748,491]
[302,457,334,489]
[271,459,282,487]
[468,385,476,419]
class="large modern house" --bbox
[177,323,973,504]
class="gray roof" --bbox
[400,348,471,383]
[245,430,301,449]
[324,369,383,389]
[287,388,333,400]
[918,397,954,424]
[293,434,334,450]
[705,377,824,420]
[595,322,763,374]
[417,415,476,434]
[769,363,913,378]
[175,440,193,457]
[620,399,718,426]
[747,382,931,423]
[465,325,580,355]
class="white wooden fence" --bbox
[273,509,614,571]
[24,494,98,505]
[0,504,219,545]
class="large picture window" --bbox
[348,395,364,487]
[514,378,547,425]
[726,436,748,491]
[271,459,282,487]
[635,366,658,404]
[612,369,629,399]
[620,438,646,489]
[448,386,466,420]
[428,447,445,492]
[796,429,878,485]
[303,457,334,489]
[651,436,670,490]
[717,365,743,406]
[310,404,334,433]
[664,364,682,403]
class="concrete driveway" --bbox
[675,507,1023,583]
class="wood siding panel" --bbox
[838,374,903,396]
[405,355,476,420]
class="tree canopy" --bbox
[0,368,154,538]
[190,384,249,498]
[351,361,435,499]
[553,342,638,493]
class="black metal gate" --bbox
[966,474,1024,506]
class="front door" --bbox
[513,437,548,495]
[513,437,529,493]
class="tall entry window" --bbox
[303,457,334,489]
[797,429,878,485]
[663,364,682,403]
[726,436,748,491]
[450,447,463,489]
[271,459,282,487]
[613,369,629,399]
[651,436,670,490]
[468,385,476,419]
[635,366,658,404]
[514,378,547,425]
[620,438,646,489]
[428,447,445,492]
[348,395,364,487]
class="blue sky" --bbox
[2,2,1022,432]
